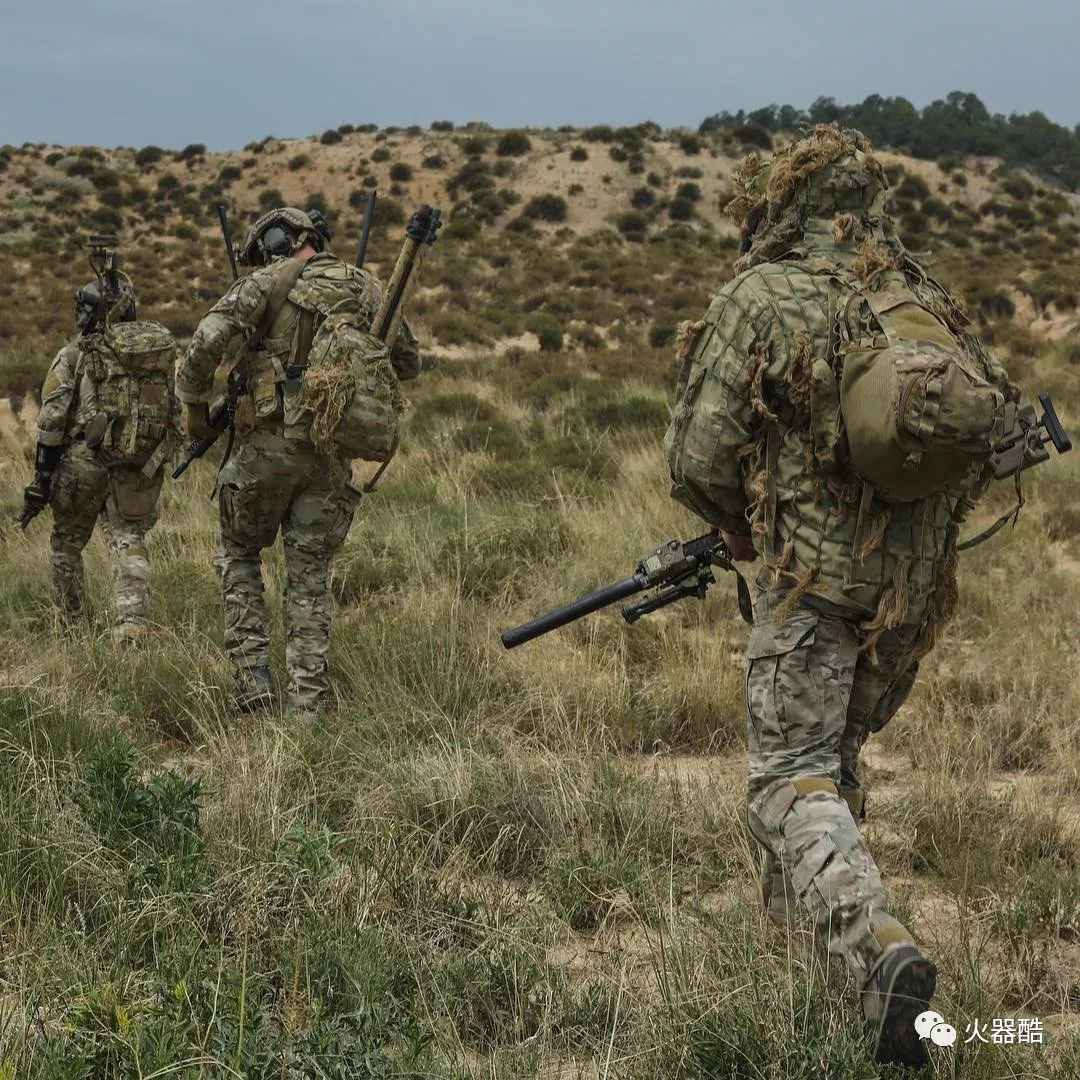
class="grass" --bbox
[0,131,1079,1075]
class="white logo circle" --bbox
[914,1010,946,1039]
[930,1022,957,1047]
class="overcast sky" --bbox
[3,0,1078,150]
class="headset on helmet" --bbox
[74,277,136,334]
[240,206,332,267]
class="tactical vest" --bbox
[79,321,178,471]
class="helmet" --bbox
[726,125,889,271]
[240,206,331,267]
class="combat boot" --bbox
[113,621,149,648]
[233,667,275,714]
[862,942,937,1069]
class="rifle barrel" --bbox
[356,189,377,268]
[501,574,646,650]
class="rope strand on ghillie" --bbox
[295,357,356,458]
[859,558,911,663]
[785,332,815,416]
[749,344,777,422]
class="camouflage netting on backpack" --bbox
[291,313,403,463]
[82,320,178,469]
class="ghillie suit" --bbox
[664,126,1017,1066]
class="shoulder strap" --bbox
[250,258,307,349]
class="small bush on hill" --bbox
[523,195,568,223]
[570,147,588,162]
[390,162,414,182]
[496,131,532,157]
[320,129,343,145]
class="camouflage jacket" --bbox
[664,223,1001,650]
[176,253,421,431]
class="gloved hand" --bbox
[18,473,52,529]
[182,401,215,443]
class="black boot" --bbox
[233,667,275,714]
[862,944,937,1069]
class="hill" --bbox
[0,122,1078,1076]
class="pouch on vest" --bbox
[839,288,1007,501]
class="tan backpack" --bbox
[837,277,1009,501]
[81,321,178,470]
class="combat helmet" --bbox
[727,125,890,271]
[240,206,333,267]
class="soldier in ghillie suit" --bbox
[22,276,179,643]
[664,126,1017,1067]
[176,208,421,717]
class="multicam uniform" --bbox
[35,334,176,632]
[665,129,1011,998]
[176,251,420,713]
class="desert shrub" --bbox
[348,187,373,209]
[522,194,568,223]
[609,146,628,163]
[156,173,180,194]
[373,197,406,227]
[675,166,703,178]
[650,323,675,347]
[582,126,614,143]
[668,197,696,221]
[258,187,284,211]
[459,134,490,156]
[676,182,701,203]
[175,143,205,162]
[320,129,343,145]
[442,216,480,241]
[422,154,446,170]
[218,165,243,185]
[372,146,391,162]
[492,160,513,178]
[615,211,648,241]
[91,168,120,191]
[646,171,664,187]
[525,312,564,351]
[570,146,588,162]
[895,173,930,201]
[733,124,772,150]
[1001,173,1036,200]
[288,153,311,171]
[496,131,532,157]
[134,145,164,166]
[631,187,656,210]
[65,158,96,178]
[568,183,584,196]
[679,133,702,155]
[431,120,455,131]
[390,162,414,182]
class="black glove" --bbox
[18,473,51,530]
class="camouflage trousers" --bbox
[48,442,162,628]
[213,429,361,711]
[744,588,922,989]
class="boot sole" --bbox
[871,951,937,1068]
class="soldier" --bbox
[21,270,179,643]
[176,207,421,717]
[664,127,1017,1067]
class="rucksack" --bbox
[81,320,178,469]
[276,259,403,463]
[837,279,1008,501]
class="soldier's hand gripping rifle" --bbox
[500,532,753,650]
[172,205,242,480]
[361,202,442,491]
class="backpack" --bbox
[277,259,402,463]
[837,279,1008,501]
[81,321,178,469]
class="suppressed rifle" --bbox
[172,205,242,480]
[501,532,753,650]
[361,202,442,491]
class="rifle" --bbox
[361,203,442,491]
[500,532,753,650]
[172,205,242,480]
[356,189,377,268]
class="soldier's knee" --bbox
[746,775,839,849]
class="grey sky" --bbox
[3,0,1078,151]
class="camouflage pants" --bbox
[744,589,921,988]
[213,430,360,710]
[48,442,162,627]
